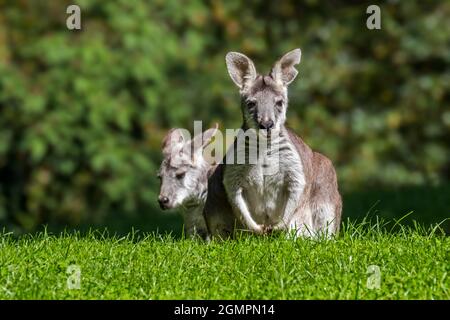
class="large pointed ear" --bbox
[188,123,219,162]
[200,123,219,148]
[189,123,219,150]
[225,52,257,89]
[270,48,301,86]
[162,128,188,157]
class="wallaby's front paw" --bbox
[253,224,273,235]
[251,224,265,235]
[272,222,288,232]
[262,224,273,235]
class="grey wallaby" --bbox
[157,125,238,240]
[223,48,342,237]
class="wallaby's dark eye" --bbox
[246,100,256,109]
[275,100,283,107]
[176,172,186,180]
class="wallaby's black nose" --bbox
[158,196,169,209]
[259,120,274,130]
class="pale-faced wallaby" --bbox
[157,125,219,240]
[223,48,342,237]
[158,125,239,240]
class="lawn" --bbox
[0,220,448,300]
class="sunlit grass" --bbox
[0,219,448,299]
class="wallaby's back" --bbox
[286,128,342,234]
[203,164,240,238]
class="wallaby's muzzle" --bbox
[258,119,274,130]
[158,195,170,210]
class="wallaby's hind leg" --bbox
[311,201,339,237]
[287,201,339,239]
[310,152,343,237]
[283,200,315,239]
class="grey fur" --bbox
[224,48,342,237]
[157,126,218,240]
[158,125,242,240]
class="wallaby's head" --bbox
[157,125,218,210]
[225,49,301,132]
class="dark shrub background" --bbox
[0,0,448,233]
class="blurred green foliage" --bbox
[0,0,448,231]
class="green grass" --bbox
[0,220,449,300]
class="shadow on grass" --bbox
[30,183,450,237]
[343,184,450,233]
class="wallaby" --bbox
[223,48,342,237]
[157,125,218,240]
[157,125,238,240]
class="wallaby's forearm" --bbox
[231,188,264,234]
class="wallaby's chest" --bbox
[241,139,304,224]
